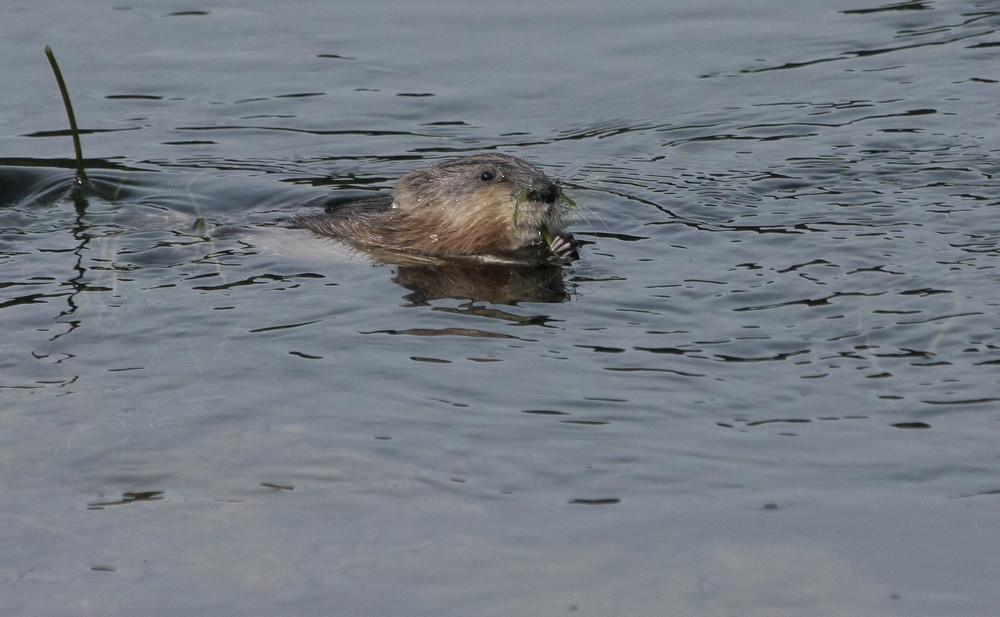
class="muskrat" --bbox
[293,153,579,264]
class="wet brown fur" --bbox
[294,154,571,261]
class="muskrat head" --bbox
[389,153,572,257]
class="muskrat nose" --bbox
[528,182,560,205]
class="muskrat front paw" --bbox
[547,233,579,263]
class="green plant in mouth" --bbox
[512,186,576,244]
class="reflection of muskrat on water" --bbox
[293,153,579,265]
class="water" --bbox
[3,1,1000,615]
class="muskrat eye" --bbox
[479,169,496,182]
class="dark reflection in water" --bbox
[87,490,165,511]
[393,262,572,304]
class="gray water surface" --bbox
[3,1,1000,616]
